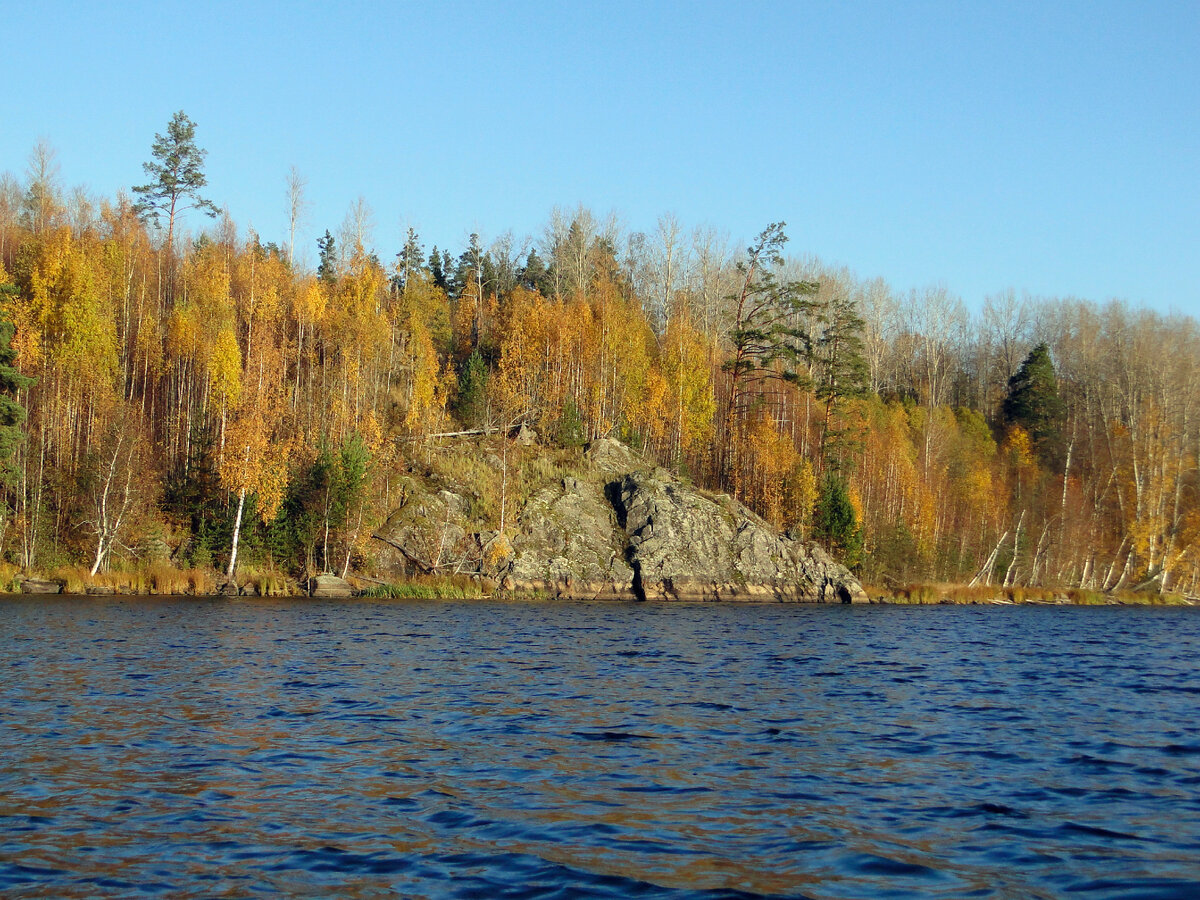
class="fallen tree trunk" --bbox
[371,532,435,574]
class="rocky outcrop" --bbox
[372,437,866,603]
[508,474,635,599]
[616,468,866,603]
[373,477,476,575]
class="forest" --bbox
[0,113,1197,597]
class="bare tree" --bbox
[339,196,375,266]
[23,139,62,234]
[85,408,153,576]
[286,166,309,267]
[689,225,733,339]
[858,276,899,395]
[981,288,1032,411]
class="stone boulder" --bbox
[584,437,640,473]
[310,574,354,598]
[21,578,62,594]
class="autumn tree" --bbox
[22,140,62,234]
[82,404,154,575]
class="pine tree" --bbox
[720,222,818,494]
[813,290,870,469]
[132,111,218,253]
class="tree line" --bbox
[0,113,1197,595]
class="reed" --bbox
[363,574,492,600]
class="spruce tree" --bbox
[1002,342,1064,465]
[814,471,863,570]
[316,230,337,283]
[0,308,35,488]
[455,349,488,427]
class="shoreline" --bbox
[3,579,1195,606]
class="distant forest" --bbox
[1,113,1197,595]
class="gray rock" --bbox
[516,423,538,446]
[509,474,634,595]
[616,469,867,603]
[310,574,354,598]
[373,438,865,604]
[21,578,62,594]
[584,437,639,473]
[375,476,477,574]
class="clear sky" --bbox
[4,1,1197,315]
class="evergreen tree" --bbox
[720,222,818,492]
[393,227,424,296]
[814,471,863,570]
[132,111,218,253]
[520,248,549,294]
[428,245,447,290]
[555,395,585,448]
[813,291,870,468]
[1002,342,1064,465]
[0,309,34,488]
[452,233,486,300]
[316,230,337,283]
[455,349,488,427]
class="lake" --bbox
[1,598,1198,898]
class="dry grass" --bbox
[866,581,1191,606]
[943,584,1005,604]
[0,562,19,592]
[425,438,585,527]
[185,568,218,595]
[47,565,91,594]
[239,565,297,597]
[363,574,493,600]
[146,562,190,595]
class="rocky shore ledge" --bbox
[374,438,867,603]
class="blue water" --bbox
[1,599,1198,898]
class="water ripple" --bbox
[1,599,1199,897]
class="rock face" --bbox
[373,437,866,603]
[508,474,635,599]
[616,469,866,602]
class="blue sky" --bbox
[4,1,1197,314]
